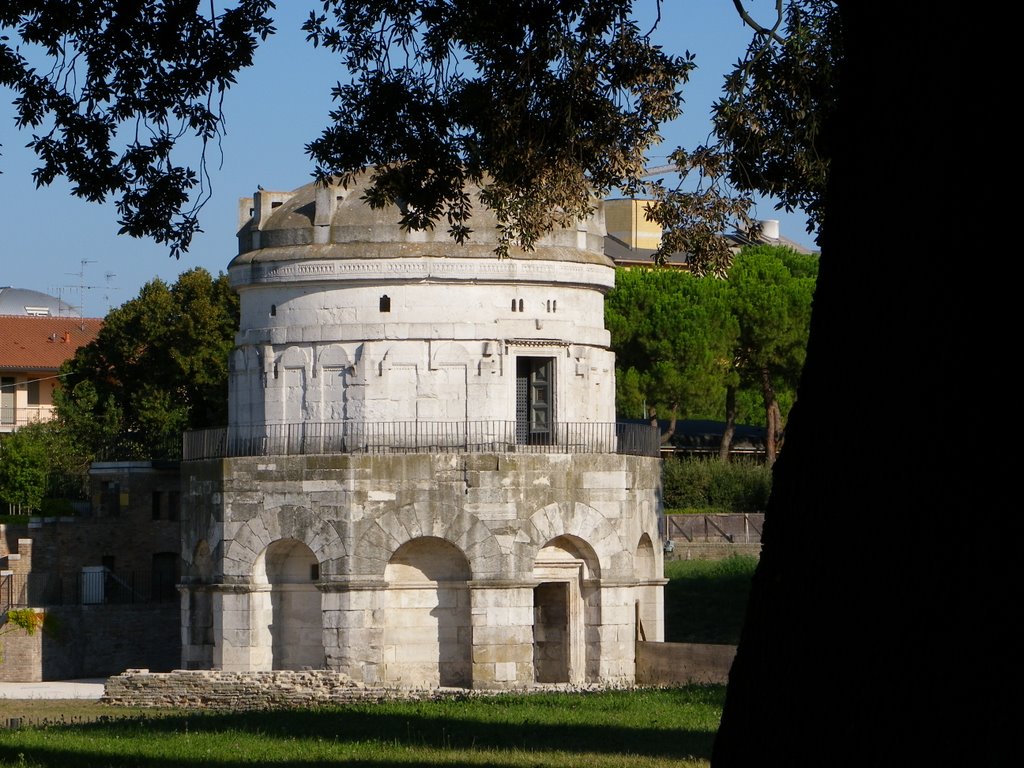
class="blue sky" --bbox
[0,1,813,318]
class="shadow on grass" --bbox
[663,556,757,644]
[0,688,722,767]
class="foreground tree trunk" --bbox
[713,3,1010,765]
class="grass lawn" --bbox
[0,554,752,766]
[663,555,758,644]
[0,688,723,767]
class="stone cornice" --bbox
[230,256,614,291]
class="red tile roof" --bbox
[0,315,103,372]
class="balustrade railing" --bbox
[183,420,660,460]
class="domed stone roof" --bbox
[0,286,76,317]
[231,175,611,268]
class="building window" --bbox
[380,295,391,312]
[310,563,320,581]
[26,379,41,406]
[100,481,121,517]
[1,376,14,425]
[270,304,277,316]
[152,491,162,520]
[168,491,180,522]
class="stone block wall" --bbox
[634,641,737,686]
[182,450,664,689]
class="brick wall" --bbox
[0,609,43,682]
[1,604,178,682]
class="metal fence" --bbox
[0,570,178,611]
[663,513,764,544]
[183,420,661,461]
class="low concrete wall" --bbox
[635,641,736,686]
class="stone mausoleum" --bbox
[179,175,665,689]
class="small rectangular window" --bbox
[26,379,41,405]
[168,491,180,522]
[152,491,162,520]
[100,481,121,517]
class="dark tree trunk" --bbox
[760,366,779,467]
[650,404,680,445]
[718,384,737,461]
[712,4,1011,765]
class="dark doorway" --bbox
[533,581,570,682]
[516,357,554,444]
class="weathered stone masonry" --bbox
[182,451,663,688]
[178,174,666,690]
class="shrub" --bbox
[662,456,771,512]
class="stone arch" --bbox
[531,534,601,685]
[352,500,503,580]
[185,540,215,666]
[223,505,346,580]
[275,345,310,425]
[316,343,354,371]
[429,341,472,369]
[634,533,662,643]
[253,538,325,671]
[381,537,472,687]
[315,344,354,424]
[421,341,469,422]
[525,501,632,577]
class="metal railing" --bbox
[0,570,178,609]
[0,405,53,430]
[183,420,660,461]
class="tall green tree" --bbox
[713,0,839,236]
[0,425,49,512]
[648,0,837,272]
[726,245,817,465]
[2,2,1009,762]
[2,1,686,258]
[606,267,738,442]
[56,268,239,459]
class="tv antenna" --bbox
[63,259,101,318]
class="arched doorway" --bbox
[184,540,214,669]
[634,533,662,642]
[532,536,600,684]
[383,537,472,687]
[254,538,324,670]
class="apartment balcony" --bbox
[0,404,54,432]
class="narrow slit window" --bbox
[518,299,524,312]
[380,295,391,312]
[270,304,277,316]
